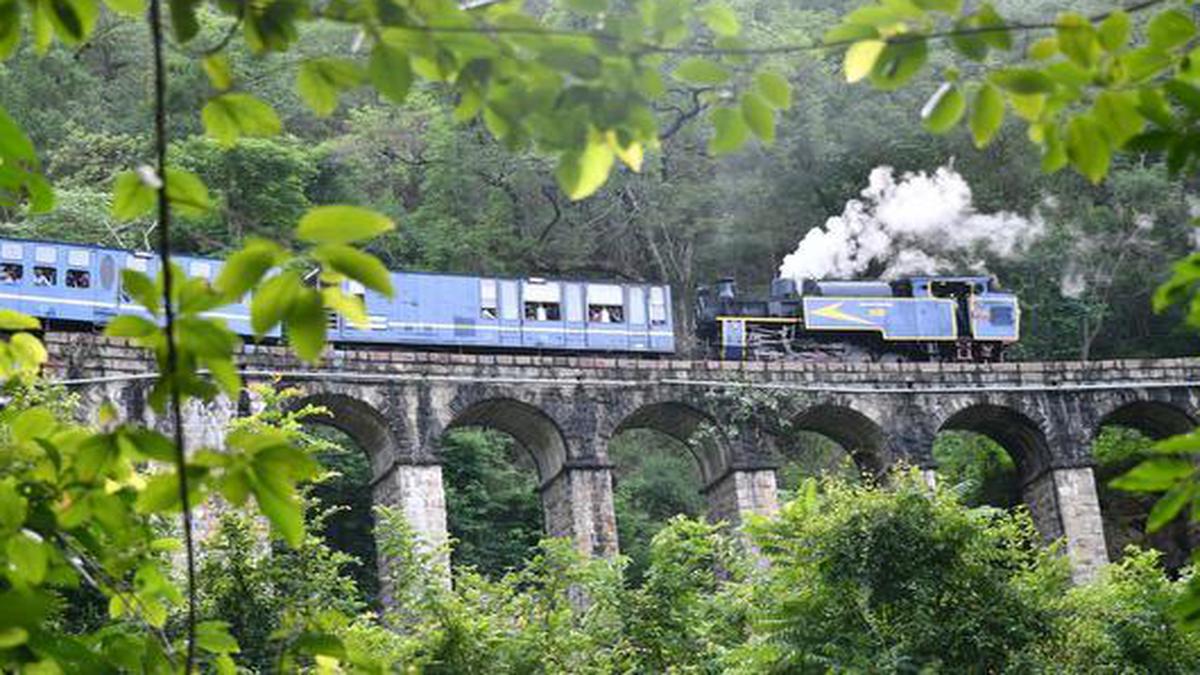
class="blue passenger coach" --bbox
[0,237,676,355]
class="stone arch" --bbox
[613,401,728,487]
[445,397,569,484]
[1099,400,1196,440]
[789,403,888,477]
[1094,399,1197,570]
[289,391,400,482]
[938,403,1053,484]
[937,402,1108,581]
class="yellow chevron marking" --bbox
[810,302,877,326]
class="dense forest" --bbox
[5,0,1200,670]
[2,0,1196,360]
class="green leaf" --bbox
[202,53,232,90]
[1111,457,1195,492]
[286,288,326,362]
[196,621,240,654]
[755,70,791,110]
[673,57,730,85]
[0,479,27,532]
[322,286,368,328]
[168,0,199,42]
[740,91,774,144]
[1066,114,1111,184]
[10,333,46,371]
[844,39,886,83]
[105,315,157,339]
[869,41,928,91]
[0,627,28,648]
[7,531,47,585]
[1148,482,1194,532]
[215,238,286,300]
[921,83,965,134]
[369,43,413,105]
[136,473,182,513]
[1094,91,1144,147]
[555,135,615,201]
[708,106,748,155]
[122,269,160,315]
[1148,9,1195,51]
[0,309,39,331]
[1056,13,1099,69]
[1027,37,1058,61]
[970,83,1004,148]
[164,168,211,218]
[297,58,364,117]
[314,244,394,296]
[111,171,156,221]
[699,3,739,37]
[297,205,395,245]
[201,93,281,147]
[1098,10,1130,52]
[913,0,960,11]
[250,271,302,335]
[989,68,1055,94]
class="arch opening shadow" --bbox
[939,404,1051,484]
[1095,401,1197,572]
[289,392,399,482]
[789,404,887,478]
[445,398,568,484]
[614,402,727,487]
[1100,401,1196,441]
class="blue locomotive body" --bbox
[0,237,676,355]
[695,275,1019,362]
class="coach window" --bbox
[0,264,22,284]
[649,287,668,326]
[523,280,562,322]
[33,267,56,287]
[480,280,498,319]
[990,305,1015,326]
[587,284,625,323]
[66,269,90,289]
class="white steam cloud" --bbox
[778,165,1044,281]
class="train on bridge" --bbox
[0,236,1018,362]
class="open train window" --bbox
[588,304,624,323]
[33,267,56,287]
[66,269,90,289]
[0,263,22,284]
[480,280,498,319]
[524,301,561,321]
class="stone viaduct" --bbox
[41,332,1200,582]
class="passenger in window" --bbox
[481,306,497,319]
[66,269,91,289]
[0,264,21,284]
[589,307,602,322]
[33,267,55,286]
[610,307,624,323]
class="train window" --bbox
[35,246,56,264]
[588,304,624,323]
[480,280,498,319]
[587,284,624,323]
[33,266,56,287]
[68,250,90,267]
[1,243,21,260]
[0,263,21,284]
[524,301,561,321]
[649,287,667,326]
[990,306,1015,326]
[66,269,91,289]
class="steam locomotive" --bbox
[0,236,1018,363]
[695,276,1019,362]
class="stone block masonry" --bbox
[42,332,1200,585]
